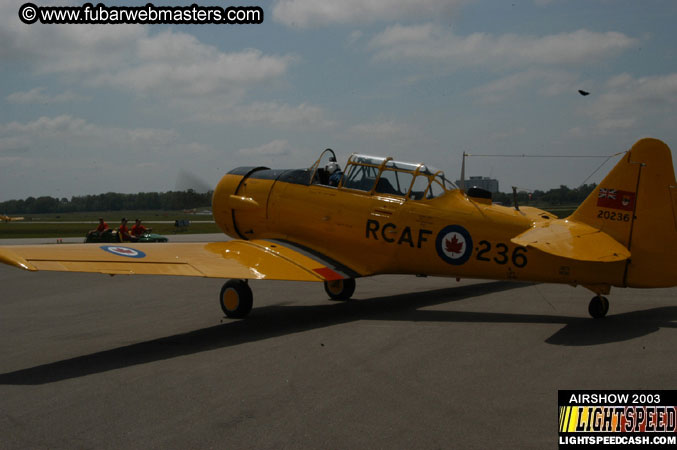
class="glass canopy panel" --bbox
[409,175,430,200]
[342,164,379,191]
[437,174,457,190]
[375,169,414,196]
[427,179,445,198]
[349,154,386,166]
[384,160,420,172]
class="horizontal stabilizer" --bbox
[511,219,630,262]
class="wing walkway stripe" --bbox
[266,239,362,279]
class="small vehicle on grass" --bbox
[84,229,168,243]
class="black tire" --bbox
[588,296,609,319]
[220,279,253,318]
[324,278,356,300]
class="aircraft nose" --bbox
[212,166,272,238]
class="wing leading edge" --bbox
[0,240,357,282]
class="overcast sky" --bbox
[1,0,676,201]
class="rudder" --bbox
[571,138,677,287]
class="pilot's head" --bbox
[326,161,339,174]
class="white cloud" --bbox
[0,3,293,100]
[486,127,527,142]
[369,24,636,67]
[272,0,463,27]
[347,30,364,46]
[1,115,89,136]
[606,73,633,89]
[238,102,334,127]
[585,73,677,134]
[0,155,24,165]
[0,115,178,151]
[471,69,579,103]
[135,162,159,169]
[7,87,83,104]
[0,3,144,73]
[0,115,220,199]
[567,127,585,138]
[238,139,291,156]
[192,101,335,129]
[0,136,30,153]
[183,142,214,155]
[596,118,637,131]
[349,120,411,138]
[91,31,293,97]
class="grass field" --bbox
[540,206,577,218]
[0,210,220,238]
[6,210,212,222]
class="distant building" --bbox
[456,176,499,193]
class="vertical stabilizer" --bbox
[571,138,677,287]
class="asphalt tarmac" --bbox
[0,235,675,449]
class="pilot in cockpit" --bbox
[326,156,343,186]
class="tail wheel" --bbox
[220,279,253,318]
[588,295,609,319]
[324,278,356,300]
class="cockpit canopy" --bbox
[339,154,456,200]
[308,149,457,200]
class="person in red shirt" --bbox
[118,218,134,242]
[87,217,109,238]
[130,218,151,238]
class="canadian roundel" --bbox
[100,245,146,258]
[435,225,473,265]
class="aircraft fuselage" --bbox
[212,167,626,292]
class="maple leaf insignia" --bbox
[445,235,464,254]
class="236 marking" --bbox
[476,240,527,267]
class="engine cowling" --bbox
[212,166,274,239]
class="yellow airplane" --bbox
[0,138,675,319]
[1,215,24,222]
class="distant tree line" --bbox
[492,183,597,206]
[0,190,213,214]
[0,183,596,215]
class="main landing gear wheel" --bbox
[220,279,253,318]
[588,295,609,319]
[324,278,356,301]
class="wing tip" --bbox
[0,248,37,271]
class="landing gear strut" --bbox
[588,295,609,319]
[220,279,253,318]
[324,278,356,300]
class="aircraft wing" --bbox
[0,240,355,282]
[510,219,630,262]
